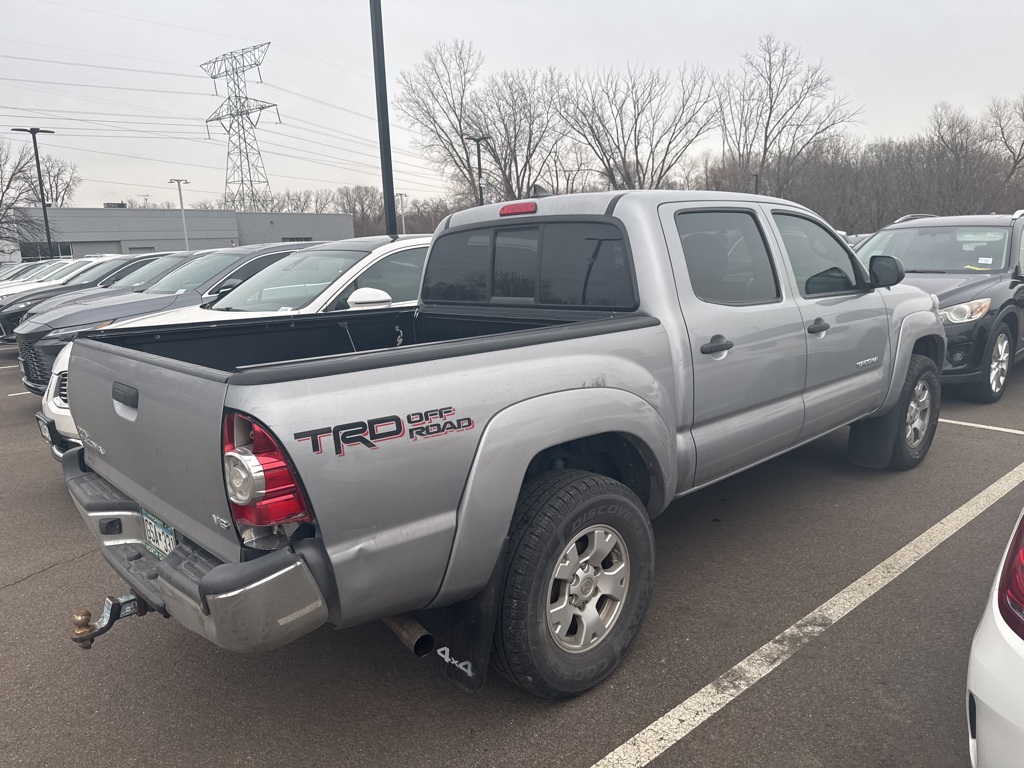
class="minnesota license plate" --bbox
[141,509,176,559]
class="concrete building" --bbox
[5,207,355,261]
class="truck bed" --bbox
[81,307,653,382]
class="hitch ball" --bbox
[72,610,94,650]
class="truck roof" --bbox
[443,190,815,230]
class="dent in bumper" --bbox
[63,447,329,652]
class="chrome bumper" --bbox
[63,447,329,652]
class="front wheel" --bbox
[491,470,655,699]
[888,354,941,470]
[966,322,1013,404]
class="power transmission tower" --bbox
[201,42,278,212]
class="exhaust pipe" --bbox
[382,613,434,657]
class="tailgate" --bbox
[69,339,240,563]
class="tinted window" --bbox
[146,253,240,293]
[494,229,538,298]
[47,261,91,281]
[94,258,156,286]
[675,211,779,304]
[856,225,1010,273]
[422,230,490,302]
[331,247,428,309]
[215,248,368,311]
[423,221,635,308]
[774,214,859,296]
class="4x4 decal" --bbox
[294,406,475,457]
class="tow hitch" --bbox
[71,594,150,649]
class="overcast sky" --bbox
[2,0,1022,208]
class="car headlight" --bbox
[5,301,31,312]
[42,320,115,341]
[938,298,991,324]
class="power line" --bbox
[0,53,208,79]
[34,1,373,79]
[0,36,199,70]
[258,82,416,133]
[0,77,217,96]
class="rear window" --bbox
[422,220,636,308]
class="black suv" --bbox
[856,212,1024,403]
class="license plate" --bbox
[141,509,176,559]
[36,415,50,443]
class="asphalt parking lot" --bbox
[1,343,1019,767]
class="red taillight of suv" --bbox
[222,411,310,528]
[997,514,1024,639]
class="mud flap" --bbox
[417,537,508,693]
[847,408,900,469]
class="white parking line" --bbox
[0,365,19,369]
[939,418,1024,436]
[6,392,31,397]
[592,460,1024,768]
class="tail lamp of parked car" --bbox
[223,411,311,548]
[997,514,1024,640]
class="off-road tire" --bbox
[888,353,940,470]
[491,470,654,699]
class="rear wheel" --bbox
[966,322,1013,404]
[491,470,654,699]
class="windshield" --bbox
[9,262,63,281]
[109,255,187,286]
[213,248,368,311]
[856,226,1011,273]
[66,259,129,286]
[146,252,239,294]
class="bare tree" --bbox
[38,155,81,207]
[470,68,563,200]
[396,40,484,200]
[190,197,225,210]
[717,35,859,196]
[540,141,602,194]
[404,196,462,234]
[558,65,717,189]
[312,188,335,214]
[986,93,1024,184]
[0,139,44,247]
[335,185,385,236]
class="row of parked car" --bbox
[2,194,1021,765]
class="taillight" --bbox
[499,201,537,216]
[223,411,310,528]
[997,513,1024,639]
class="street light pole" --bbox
[466,135,490,206]
[168,178,190,249]
[369,0,398,236]
[395,192,407,234]
[11,127,55,259]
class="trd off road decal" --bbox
[294,406,475,457]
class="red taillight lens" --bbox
[223,412,310,528]
[499,201,537,216]
[997,514,1024,639]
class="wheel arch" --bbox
[426,388,674,608]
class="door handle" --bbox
[807,319,831,334]
[700,335,735,355]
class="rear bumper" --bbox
[62,447,329,652]
[967,588,1024,767]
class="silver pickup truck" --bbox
[63,191,945,699]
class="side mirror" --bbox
[870,254,904,288]
[346,286,393,310]
[212,278,243,298]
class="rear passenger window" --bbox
[675,210,780,304]
[422,220,636,308]
[773,214,860,297]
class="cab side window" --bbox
[675,210,780,304]
[330,247,428,309]
[773,214,860,297]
